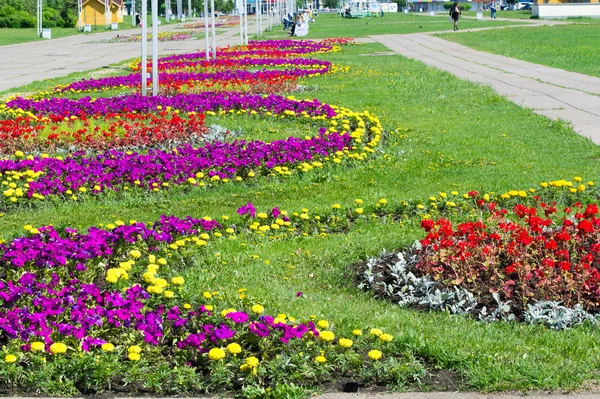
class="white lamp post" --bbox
[151,0,158,96]
[141,0,148,95]
[131,0,136,26]
[211,0,216,59]
[239,0,243,44]
[204,0,210,59]
[37,0,42,37]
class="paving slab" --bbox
[370,31,600,144]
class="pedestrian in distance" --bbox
[289,13,299,36]
[449,1,461,31]
[490,1,497,18]
[135,13,141,27]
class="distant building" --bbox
[81,0,124,26]
[533,0,600,18]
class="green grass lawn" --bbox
[3,40,600,392]
[437,21,600,77]
[259,12,528,39]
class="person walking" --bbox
[289,13,298,36]
[449,1,461,31]
[490,1,497,18]
[135,13,141,27]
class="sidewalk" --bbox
[370,30,600,143]
[0,21,242,93]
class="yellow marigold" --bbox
[101,343,115,352]
[30,342,45,352]
[319,331,335,342]
[246,356,260,367]
[370,328,383,337]
[227,343,242,355]
[379,333,393,343]
[164,290,175,298]
[50,343,67,354]
[4,354,17,363]
[129,250,142,259]
[338,338,353,348]
[208,348,226,361]
[171,276,185,285]
[128,352,141,361]
[317,320,329,329]
[221,308,236,317]
[368,349,383,361]
[252,304,264,314]
[315,355,327,364]
[128,345,142,354]
[352,329,363,336]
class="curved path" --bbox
[0,20,243,93]
[370,21,600,144]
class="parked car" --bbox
[515,1,533,9]
[500,4,515,10]
[521,3,532,10]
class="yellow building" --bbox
[81,0,124,26]
[536,0,598,3]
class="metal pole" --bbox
[204,0,209,60]
[141,0,148,96]
[77,0,83,30]
[239,0,243,44]
[188,0,192,17]
[244,0,248,44]
[131,0,136,27]
[105,0,110,28]
[151,0,158,96]
[211,0,216,59]
[37,0,42,37]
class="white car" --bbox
[515,2,533,9]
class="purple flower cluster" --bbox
[0,210,319,352]
[7,92,336,118]
[2,215,220,270]
[0,129,350,198]
[59,62,330,93]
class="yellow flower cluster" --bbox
[240,356,260,374]
[128,345,142,361]
[1,169,45,204]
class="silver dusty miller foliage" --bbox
[358,244,599,330]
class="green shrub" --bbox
[42,7,60,28]
[0,6,36,27]
[443,3,471,11]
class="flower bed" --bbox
[0,92,382,211]
[0,212,418,394]
[354,179,600,329]
[46,40,346,97]
[0,112,207,154]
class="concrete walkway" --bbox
[370,28,600,143]
[0,20,242,93]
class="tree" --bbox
[394,0,406,9]
[322,0,337,9]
